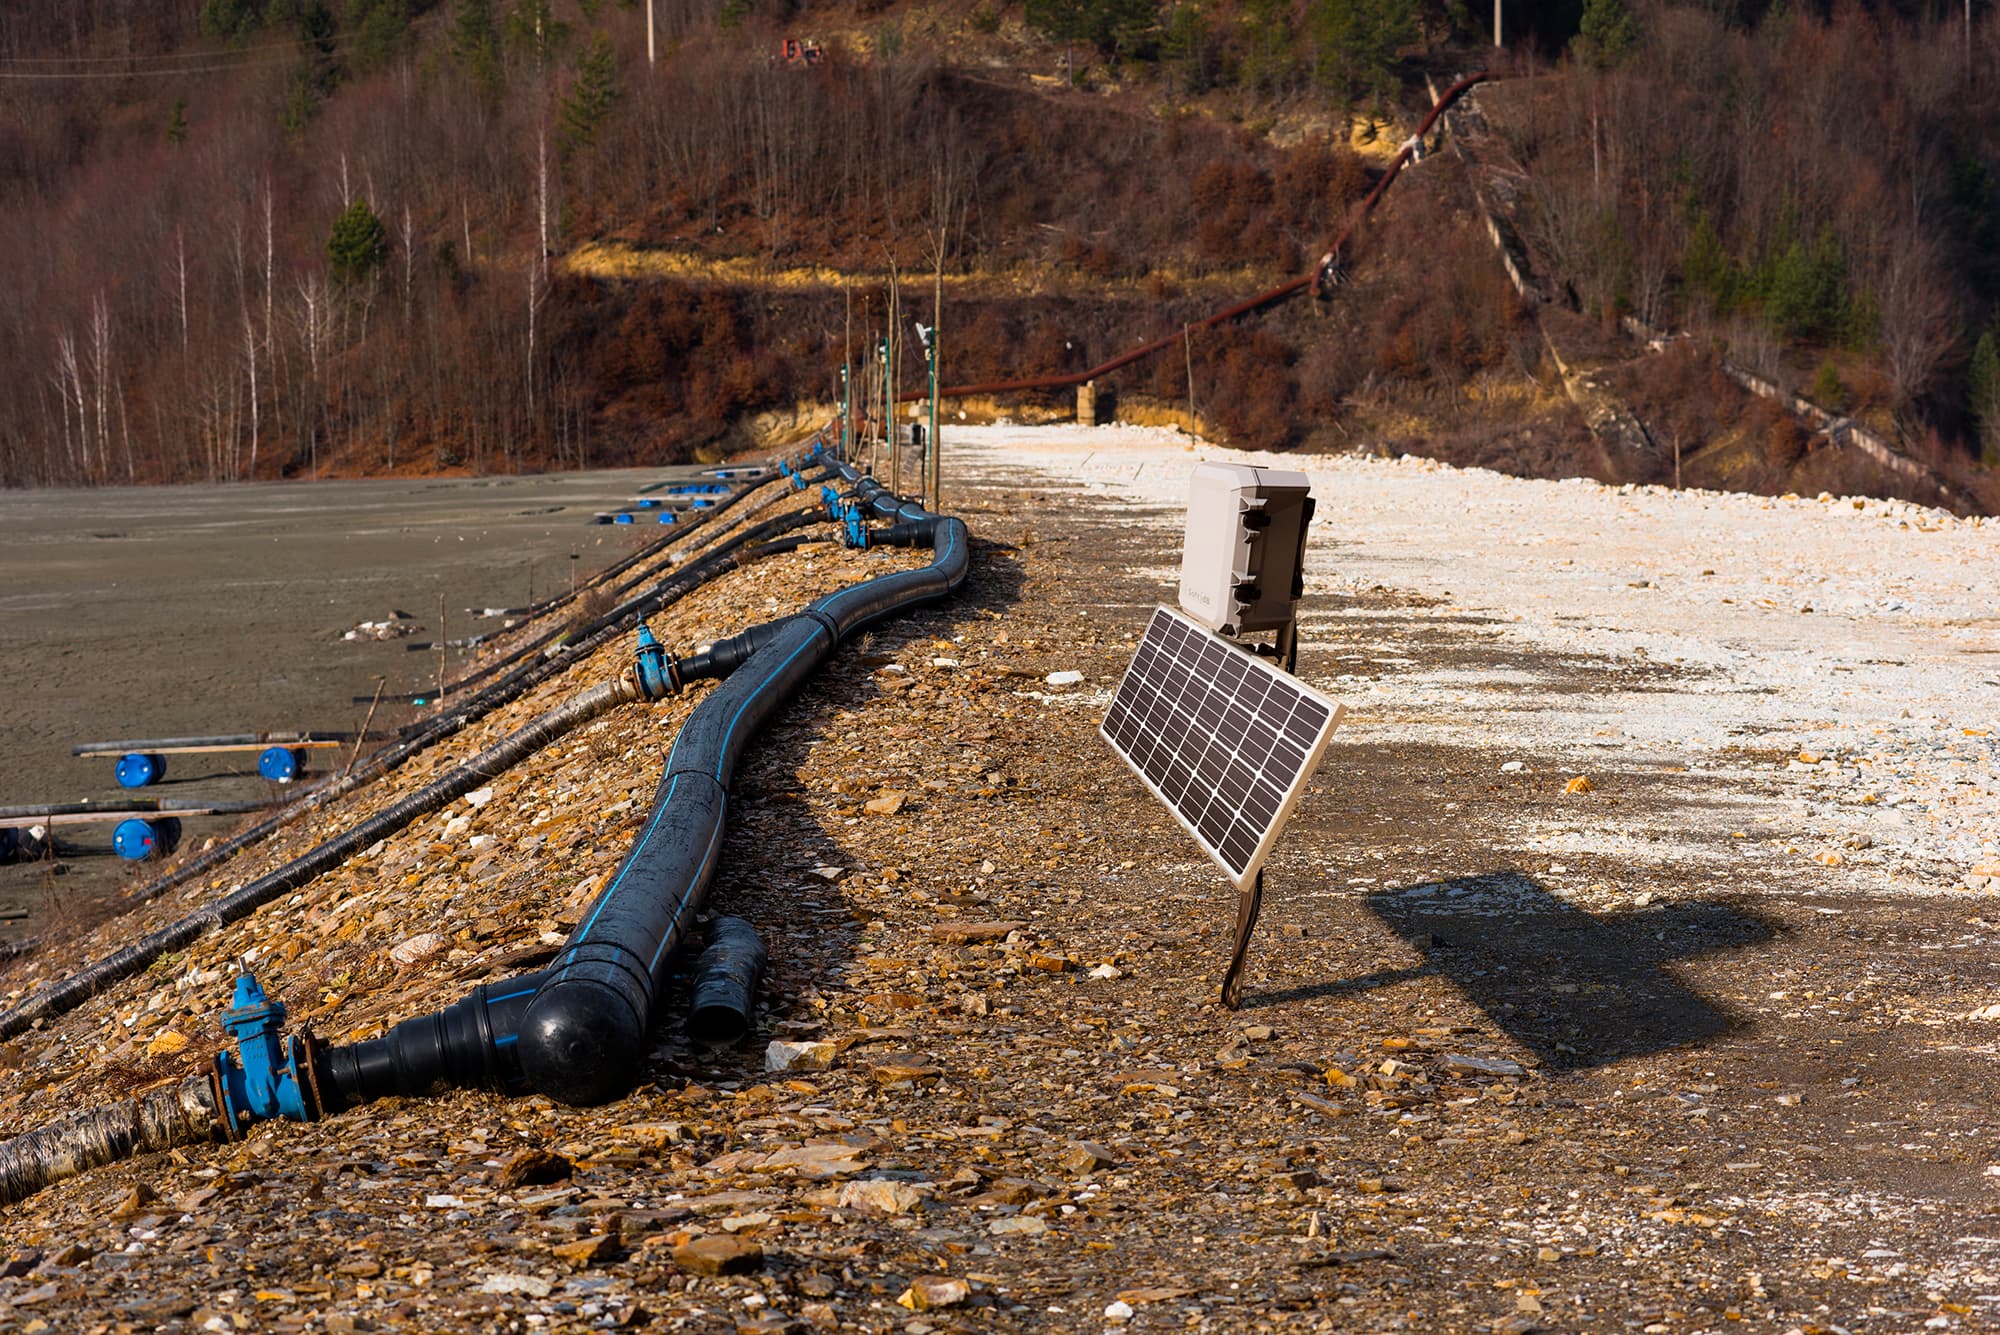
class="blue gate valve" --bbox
[213,965,318,1132]
[819,484,843,520]
[840,501,871,550]
[634,621,679,699]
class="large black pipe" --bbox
[316,472,968,1109]
[317,969,552,1107]
[687,916,768,1046]
[516,497,966,1104]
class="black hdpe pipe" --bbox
[686,916,768,1046]
[0,502,835,1042]
[310,468,967,1110]
[77,453,819,925]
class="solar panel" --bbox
[1101,605,1344,891]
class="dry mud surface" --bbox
[0,426,1997,1333]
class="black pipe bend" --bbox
[321,471,968,1112]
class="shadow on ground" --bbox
[1249,870,1779,1069]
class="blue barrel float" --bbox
[112,817,181,861]
[257,746,305,783]
[115,752,164,788]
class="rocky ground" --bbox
[0,426,1996,1333]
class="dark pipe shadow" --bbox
[1247,870,1778,1070]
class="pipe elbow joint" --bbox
[516,942,654,1106]
[517,979,647,1106]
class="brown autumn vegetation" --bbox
[2,1,1996,502]
[1497,1,2000,466]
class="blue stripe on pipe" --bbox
[485,988,538,1006]
[568,773,683,948]
[712,630,827,781]
[646,802,729,974]
[495,1033,518,1046]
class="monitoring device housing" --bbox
[1176,463,1314,636]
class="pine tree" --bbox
[1309,0,1417,110]
[1680,210,1730,309]
[346,0,413,72]
[451,0,506,103]
[167,97,189,146]
[281,70,322,140]
[559,33,621,155]
[1577,0,1640,67]
[327,198,390,286]
[1970,330,2000,464]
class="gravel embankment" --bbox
[0,429,1996,1334]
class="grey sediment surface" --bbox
[0,467,703,934]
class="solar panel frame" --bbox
[1100,605,1344,891]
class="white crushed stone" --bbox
[950,424,1996,894]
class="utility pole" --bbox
[1494,0,1502,48]
[838,363,850,459]
[646,0,656,65]
[929,242,942,512]
[885,257,902,494]
[872,333,888,479]
[1184,323,1199,444]
[842,283,853,459]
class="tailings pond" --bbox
[0,467,705,937]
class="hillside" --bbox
[1,1,1996,512]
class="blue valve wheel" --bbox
[258,746,304,783]
[115,752,164,788]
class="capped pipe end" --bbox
[517,983,646,1106]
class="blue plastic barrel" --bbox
[115,752,164,788]
[656,512,676,524]
[258,746,303,783]
[113,818,160,860]
[614,512,635,525]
